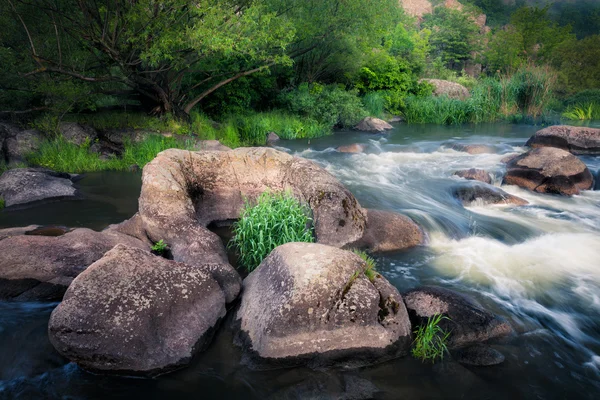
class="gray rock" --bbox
[0,168,77,207]
[354,117,393,133]
[190,139,231,152]
[421,79,470,100]
[526,125,600,155]
[453,168,492,184]
[450,143,496,154]
[267,132,280,143]
[503,147,594,196]
[453,183,528,206]
[403,286,513,348]
[48,244,227,376]
[139,148,369,303]
[452,344,505,366]
[58,122,98,146]
[235,242,411,368]
[0,227,148,301]
[5,129,43,165]
[350,209,425,252]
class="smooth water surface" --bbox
[1,123,600,399]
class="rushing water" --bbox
[1,123,600,399]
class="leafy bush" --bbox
[278,83,367,128]
[564,90,600,107]
[229,191,314,272]
[411,314,451,363]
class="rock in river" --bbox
[453,183,528,206]
[0,168,78,207]
[48,244,227,376]
[235,242,412,368]
[453,168,492,184]
[354,117,393,133]
[0,226,148,301]
[403,286,513,349]
[337,143,366,153]
[526,125,600,155]
[350,209,425,252]
[503,147,594,196]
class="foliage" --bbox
[562,103,600,121]
[503,64,556,118]
[229,191,314,272]
[552,35,600,95]
[352,249,378,282]
[151,240,168,256]
[362,92,386,118]
[0,196,4,210]
[564,90,600,108]
[422,7,481,71]
[411,314,451,363]
[484,27,526,74]
[278,83,367,128]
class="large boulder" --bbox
[422,79,470,100]
[0,168,78,207]
[235,242,412,368]
[48,244,227,376]
[354,117,393,133]
[453,184,528,206]
[139,147,367,260]
[403,286,513,349]
[526,125,600,155]
[503,147,594,196]
[58,122,98,146]
[453,168,492,184]
[5,129,43,165]
[0,227,148,301]
[350,209,425,252]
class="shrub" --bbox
[229,191,314,272]
[564,89,600,107]
[278,83,367,128]
[411,314,451,363]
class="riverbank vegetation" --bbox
[1,0,599,156]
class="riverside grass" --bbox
[562,103,600,120]
[229,191,314,272]
[411,314,451,363]
[403,65,557,125]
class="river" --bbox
[1,122,599,399]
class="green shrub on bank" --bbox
[229,191,314,272]
[278,83,368,128]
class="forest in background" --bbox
[1,0,599,151]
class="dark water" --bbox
[2,123,600,399]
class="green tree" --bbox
[552,35,600,95]
[422,7,481,71]
[3,0,295,116]
[484,27,525,74]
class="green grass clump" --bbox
[362,92,386,118]
[352,249,379,282]
[229,190,314,272]
[26,134,194,173]
[151,239,168,256]
[0,197,5,210]
[411,314,451,363]
[562,103,600,120]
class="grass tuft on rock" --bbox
[352,249,379,282]
[229,190,314,272]
[411,314,451,363]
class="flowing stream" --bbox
[1,122,600,399]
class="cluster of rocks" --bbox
[450,125,598,205]
[0,146,512,377]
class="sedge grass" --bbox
[411,314,451,363]
[352,249,379,282]
[229,191,314,272]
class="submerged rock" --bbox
[453,168,492,184]
[526,125,600,155]
[235,242,412,369]
[403,286,513,349]
[453,184,528,206]
[450,143,496,154]
[452,344,505,367]
[0,168,78,207]
[0,227,148,301]
[48,244,227,376]
[350,209,425,252]
[267,132,280,143]
[337,143,366,154]
[503,147,593,196]
[354,117,393,133]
